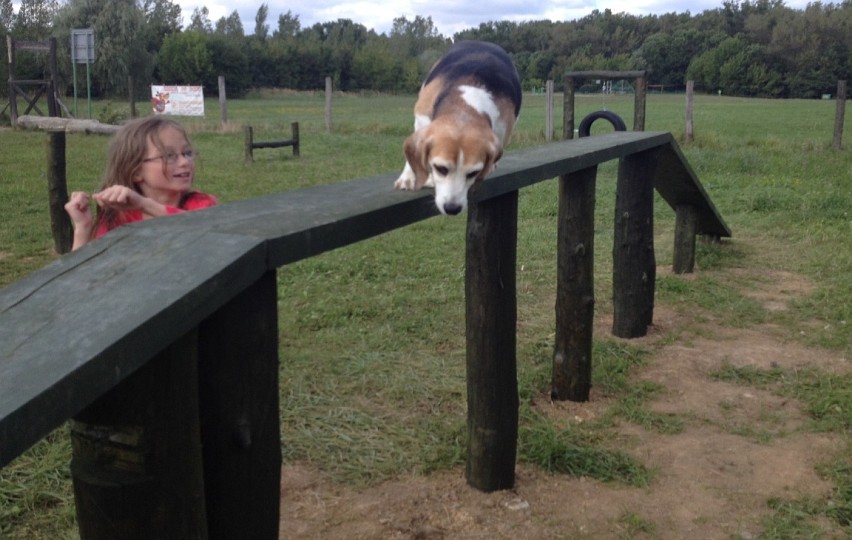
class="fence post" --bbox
[70,330,208,540]
[685,80,695,144]
[552,166,597,402]
[612,148,659,338]
[325,76,333,133]
[633,74,647,131]
[291,121,300,157]
[218,76,228,127]
[465,191,519,492]
[545,79,554,141]
[197,270,281,540]
[834,80,846,150]
[563,75,576,139]
[244,126,254,162]
[46,129,72,254]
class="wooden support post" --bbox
[673,205,698,274]
[218,75,228,127]
[552,166,597,402]
[325,76,333,133]
[633,74,647,131]
[612,148,659,338]
[545,79,554,141]
[8,35,18,125]
[563,76,576,139]
[197,270,281,540]
[70,330,208,540]
[685,80,695,144]
[833,80,846,150]
[465,191,519,492]
[46,129,72,254]
[244,125,254,162]
[291,121,300,157]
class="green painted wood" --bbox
[0,130,730,468]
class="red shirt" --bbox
[95,191,218,238]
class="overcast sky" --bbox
[182,0,813,37]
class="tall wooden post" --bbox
[46,130,72,254]
[218,75,228,127]
[685,80,695,144]
[552,166,597,402]
[545,79,554,141]
[325,76,333,133]
[633,74,647,131]
[71,331,208,540]
[563,76,576,139]
[7,35,18,125]
[612,149,659,338]
[833,80,846,150]
[197,271,281,540]
[465,191,519,492]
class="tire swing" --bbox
[578,110,627,138]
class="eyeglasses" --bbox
[143,150,197,164]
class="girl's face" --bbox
[133,125,196,205]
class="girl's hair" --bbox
[92,116,193,236]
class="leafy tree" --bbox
[215,10,244,37]
[207,33,250,97]
[0,0,13,31]
[274,10,301,38]
[254,3,269,41]
[186,6,212,33]
[13,0,57,38]
[158,30,211,85]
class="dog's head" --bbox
[403,118,503,215]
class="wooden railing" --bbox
[0,131,729,539]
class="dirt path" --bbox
[279,269,849,539]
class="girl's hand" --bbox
[92,185,145,212]
[64,191,93,228]
[93,185,170,219]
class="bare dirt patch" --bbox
[280,269,849,539]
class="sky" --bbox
[181,0,814,37]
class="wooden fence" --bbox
[0,131,729,539]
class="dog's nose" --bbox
[442,203,463,215]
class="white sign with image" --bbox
[150,85,205,116]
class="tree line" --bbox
[2,0,850,104]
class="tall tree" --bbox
[254,3,269,41]
[0,0,14,32]
[13,0,57,39]
[215,10,244,37]
[186,6,212,33]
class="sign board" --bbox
[151,85,205,116]
[70,29,95,64]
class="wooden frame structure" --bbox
[0,131,729,538]
[563,70,648,139]
[5,35,59,125]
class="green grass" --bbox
[1,91,850,538]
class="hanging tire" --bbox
[578,110,627,137]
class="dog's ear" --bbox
[403,132,432,189]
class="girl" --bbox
[65,116,217,251]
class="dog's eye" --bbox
[433,165,449,176]
[466,170,481,180]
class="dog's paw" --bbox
[394,175,415,190]
[394,166,417,190]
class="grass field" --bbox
[0,90,850,538]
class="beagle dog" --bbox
[394,40,522,215]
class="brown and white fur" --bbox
[394,41,522,215]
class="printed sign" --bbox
[150,85,205,116]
